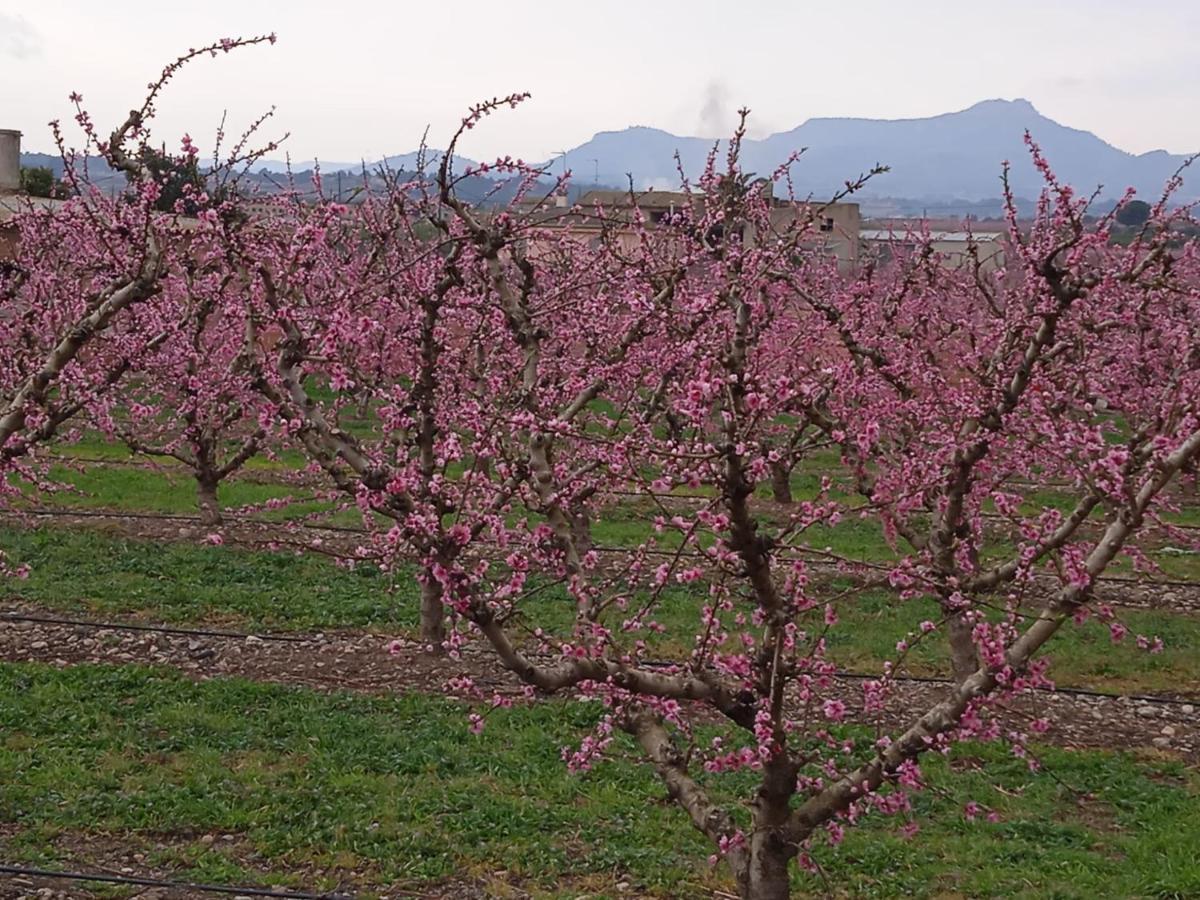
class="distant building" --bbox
[516,185,862,270]
[860,227,1007,272]
[0,129,74,260]
[0,129,20,194]
[0,128,23,259]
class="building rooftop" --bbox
[860,229,1005,242]
[0,193,69,223]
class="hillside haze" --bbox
[20,100,1196,206]
[550,99,1196,203]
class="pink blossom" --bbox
[822,699,848,723]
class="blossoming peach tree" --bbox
[234,96,702,647]
[91,250,267,526]
[239,96,1200,897]
[0,34,276,567]
[6,48,1199,896]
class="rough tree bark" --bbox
[419,578,446,650]
[769,460,793,505]
[195,472,222,527]
[741,752,801,900]
[945,609,981,683]
[568,501,594,555]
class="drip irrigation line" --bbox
[14,506,1200,592]
[826,670,1195,707]
[0,612,310,643]
[22,506,367,535]
[625,659,1182,710]
[0,864,354,899]
[35,453,1200,532]
[633,658,1196,707]
[3,609,1195,708]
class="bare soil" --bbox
[1,601,1196,762]
[0,823,662,900]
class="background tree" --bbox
[237,118,676,648]
[135,144,208,213]
[93,262,265,526]
[0,34,275,569]
[18,166,59,198]
[1114,197,1152,228]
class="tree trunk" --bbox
[769,461,793,505]
[736,753,799,900]
[946,611,979,683]
[739,836,792,900]
[419,578,446,652]
[569,508,593,555]
[196,476,222,527]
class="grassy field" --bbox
[2,443,1199,897]
[24,446,1200,583]
[2,662,1198,899]
[3,526,1198,697]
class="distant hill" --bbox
[21,100,1197,209]
[253,150,479,176]
[14,150,543,207]
[546,99,1198,204]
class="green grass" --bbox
[4,525,1198,697]
[0,663,1197,898]
[825,590,1200,696]
[0,527,412,632]
[28,452,1200,579]
[26,462,346,524]
[40,462,300,514]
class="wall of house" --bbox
[861,234,1007,272]
[928,238,1006,271]
[770,202,861,271]
[0,223,17,261]
[0,130,21,193]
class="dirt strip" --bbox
[2,601,1197,900]
[0,838,562,900]
[1,602,1196,761]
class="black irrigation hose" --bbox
[589,543,1200,593]
[14,506,1200,591]
[827,669,1196,708]
[633,657,1197,708]
[0,864,354,899]
[30,454,1200,535]
[44,452,1200,517]
[0,611,309,643]
[3,609,1196,708]
[600,488,1200,533]
[23,506,368,536]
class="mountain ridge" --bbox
[19,99,1197,206]
[543,98,1197,202]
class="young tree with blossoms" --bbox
[630,143,1200,898]
[235,97,694,648]
[409,121,1199,897]
[0,35,277,565]
[235,178,500,646]
[93,257,265,526]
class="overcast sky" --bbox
[3,0,1198,165]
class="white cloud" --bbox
[0,14,41,59]
[4,1,1200,160]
